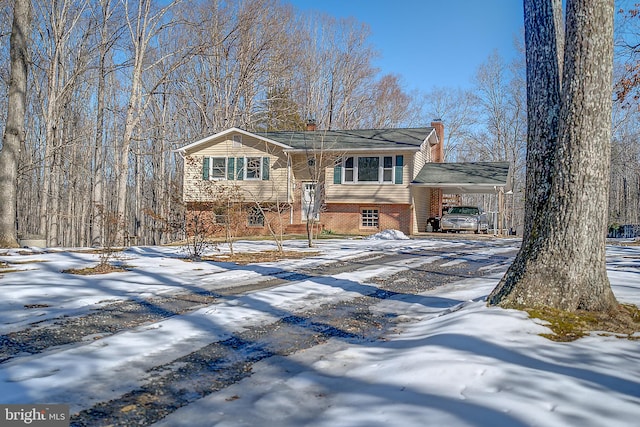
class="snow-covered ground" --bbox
[1,235,639,427]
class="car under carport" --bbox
[410,162,512,234]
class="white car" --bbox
[440,206,489,234]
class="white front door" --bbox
[301,182,320,221]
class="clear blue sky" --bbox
[287,0,524,92]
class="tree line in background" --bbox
[0,0,638,247]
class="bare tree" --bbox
[468,52,526,164]
[419,86,477,161]
[608,3,640,233]
[89,0,120,247]
[0,0,30,248]
[609,101,640,228]
[488,0,618,312]
[293,13,379,130]
[463,52,526,228]
[115,0,180,245]
[33,0,93,246]
[615,3,639,104]
[363,74,413,129]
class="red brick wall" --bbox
[429,189,443,218]
[186,202,414,237]
[185,202,286,238]
[430,120,445,163]
[430,120,445,217]
[322,203,412,235]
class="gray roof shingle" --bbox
[413,162,511,191]
[256,127,434,151]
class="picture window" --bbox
[339,155,399,184]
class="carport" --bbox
[410,162,512,234]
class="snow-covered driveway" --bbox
[1,235,639,427]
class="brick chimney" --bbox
[306,119,317,131]
[430,119,445,218]
[430,119,444,163]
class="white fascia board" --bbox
[410,183,504,188]
[284,147,421,154]
[425,128,438,147]
[410,182,506,193]
[174,127,293,153]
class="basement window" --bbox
[361,208,379,228]
[247,206,264,227]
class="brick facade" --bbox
[185,202,287,238]
[322,203,412,236]
[186,201,413,238]
[429,188,443,218]
[430,120,445,163]
[429,120,445,218]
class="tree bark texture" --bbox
[0,0,31,248]
[521,0,562,243]
[488,0,618,312]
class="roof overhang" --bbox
[174,127,292,154]
[411,161,512,193]
[283,147,422,154]
[425,128,438,146]
[415,183,508,194]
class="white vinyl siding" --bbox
[232,134,242,147]
[326,152,414,204]
[183,133,289,204]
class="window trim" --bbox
[382,156,393,183]
[213,207,228,225]
[360,207,380,229]
[339,155,400,184]
[210,157,227,180]
[203,156,228,181]
[244,156,263,180]
[247,206,265,227]
[203,155,270,181]
[344,156,355,183]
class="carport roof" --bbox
[412,162,512,193]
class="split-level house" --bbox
[176,121,511,236]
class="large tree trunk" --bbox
[488,0,618,312]
[0,0,31,248]
[520,0,563,243]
